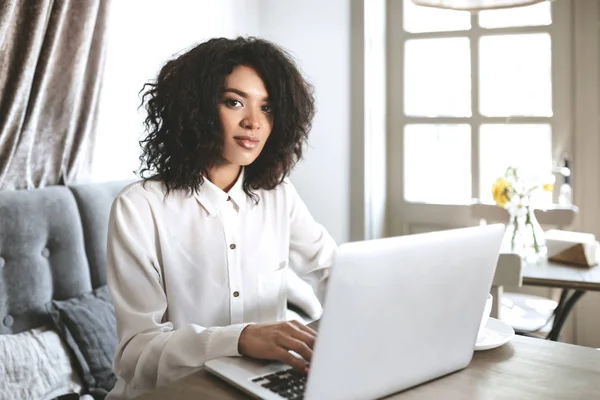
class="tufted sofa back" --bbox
[0,181,131,334]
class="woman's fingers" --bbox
[275,333,313,363]
[289,320,318,337]
[284,321,317,348]
[239,321,319,372]
[275,348,310,373]
[288,326,316,349]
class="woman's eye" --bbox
[262,105,273,113]
[225,99,242,107]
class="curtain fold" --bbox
[0,0,111,190]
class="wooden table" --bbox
[136,335,600,400]
[521,259,600,340]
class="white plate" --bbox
[474,317,515,351]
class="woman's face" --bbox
[218,65,273,167]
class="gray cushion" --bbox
[47,285,117,399]
[0,186,92,334]
[68,181,131,289]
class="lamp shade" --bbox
[411,0,548,11]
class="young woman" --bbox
[105,37,337,399]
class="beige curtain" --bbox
[412,0,548,10]
[0,0,111,190]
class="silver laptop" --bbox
[206,224,505,400]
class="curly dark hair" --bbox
[138,36,315,200]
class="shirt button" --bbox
[233,291,240,298]
[3,315,13,327]
[227,196,231,201]
[230,244,236,250]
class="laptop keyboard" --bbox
[251,368,307,399]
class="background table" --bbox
[522,259,600,340]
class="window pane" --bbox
[479,1,551,29]
[403,0,471,33]
[479,124,552,205]
[405,38,471,117]
[404,124,471,204]
[479,34,552,117]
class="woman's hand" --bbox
[238,320,316,373]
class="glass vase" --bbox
[501,198,547,263]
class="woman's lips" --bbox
[234,137,259,149]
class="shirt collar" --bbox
[194,168,247,216]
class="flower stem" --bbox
[525,206,540,253]
[511,214,519,252]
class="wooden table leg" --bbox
[546,289,586,341]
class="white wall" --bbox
[257,0,353,244]
[92,0,260,182]
[570,0,600,348]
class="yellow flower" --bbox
[492,177,511,207]
[543,183,554,192]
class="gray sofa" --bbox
[0,181,130,400]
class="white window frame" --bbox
[386,0,573,236]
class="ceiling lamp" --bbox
[411,0,550,11]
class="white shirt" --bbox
[105,170,337,399]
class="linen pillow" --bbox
[0,326,83,400]
[47,286,117,399]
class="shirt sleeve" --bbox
[285,181,338,306]
[106,193,251,389]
